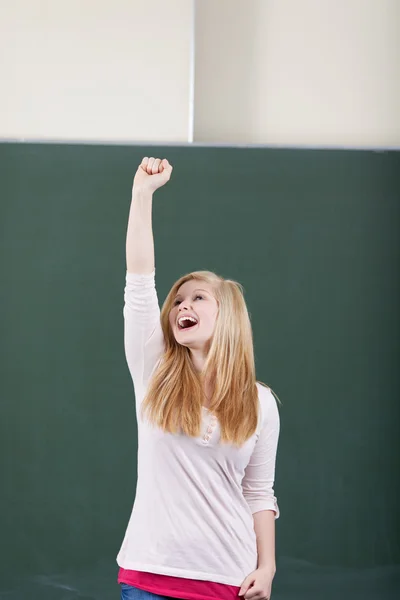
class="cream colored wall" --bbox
[194,0,400,146]
[0,0,193,142]
[1,0,399,146]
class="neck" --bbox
[189,348,207,374]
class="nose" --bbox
[178,302,191,311]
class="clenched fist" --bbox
[133,157,173,194]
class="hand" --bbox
[238,566,276,600]
[133,157,173,194]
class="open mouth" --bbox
[177,317,198,331]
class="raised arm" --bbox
[126,157,173,274]
[124,157,172,399]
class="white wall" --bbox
[0,0,192,142]
[194,0,400,146]
[1,0,399,146]
[259,0,400,146]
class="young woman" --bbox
[117,157,280,600]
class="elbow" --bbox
[244,493,280,519]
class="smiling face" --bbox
[168,279,219,353]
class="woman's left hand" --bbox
[238,565,276,599]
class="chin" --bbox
[176,334,197,344]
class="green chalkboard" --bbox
[0,142,399,599]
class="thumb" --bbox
[238,574,255,597]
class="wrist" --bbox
[132,187,153,201]
[257,562,276,575]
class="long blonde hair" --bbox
[140,270,276,447]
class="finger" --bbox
[244,591,260,600]
[161,158,173,174]
[147,157,155,175]
[158,158,167,173]
[152,158,161,174]
[140,157,149,171]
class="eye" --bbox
[173,294,203,306]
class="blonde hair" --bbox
[140,270,278,447]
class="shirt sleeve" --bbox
[241,387,280,518]
[123,270,165,396]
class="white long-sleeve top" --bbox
[116,270,280,587]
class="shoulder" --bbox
[255,381,280,430]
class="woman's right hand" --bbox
[133,157,173,194]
